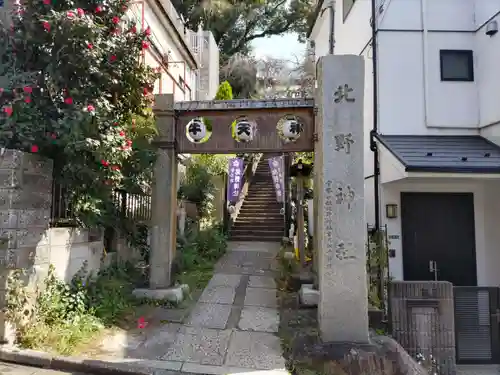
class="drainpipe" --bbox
[420,0,429,127]
[370,0,380,231]
[320,1,335,54]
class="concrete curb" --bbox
[0,346,180,375]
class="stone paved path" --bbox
[98,241,288,375]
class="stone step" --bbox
[232,224,285,231]
[239,208,281,214]
[238,219,283,226]
[247,190,276,195]
[231,229,284,237]
[235,217,284,223]
[242,203,281,208]
[236,217,283,223]
[230,234,282,242]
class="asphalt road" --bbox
[0,362,91,375]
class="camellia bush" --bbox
[0,0,158,227]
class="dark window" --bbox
[440,50,474,82]
[343,0,356,21]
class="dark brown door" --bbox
[401,192,477,286]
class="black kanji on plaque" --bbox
[289,120,303,134]
[237,122,251,136]
[188,121,202,135]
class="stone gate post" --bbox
[315,55,369,343]
[149,94,178,289]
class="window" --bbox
[343,0,356,21]
[439,50,474,82]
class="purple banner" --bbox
[227,158,244,203]
[268,156,285,203]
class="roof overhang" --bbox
[376,137,500,183]
[307,0,329,39]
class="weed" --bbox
[173,223,227,292]
[5,261,144,354]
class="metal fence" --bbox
[51,180,152,226]
[454,286,500,364]
[112,189,152,223]
[367,224,389,315]
[51,180,76,226]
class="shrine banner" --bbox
[227,158,244,203]
[268,156,285,203]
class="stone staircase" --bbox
[230,155,284,242]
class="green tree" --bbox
[0,0,158,226]
[214,81,233,100]
[171,0,316,59]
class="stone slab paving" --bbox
[171,241,288,374]
[92,241,288,375]
[238,306,279,333]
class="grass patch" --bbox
[5,261,147,355]
[276,245,324,375]
[5,222,228,356]
[173,223,228,293]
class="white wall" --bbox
[377,31,478,134]
[312,0,500,135]
[128,0,198,102]
[381,178,500,287]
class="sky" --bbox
[251,33,305,61]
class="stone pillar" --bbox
[296,176,305,267]
[315,55,368,343]
[149,94,178,289]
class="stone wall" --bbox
[0,150,107,285]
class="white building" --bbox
[127,0,219,101]
[309,0,500,363]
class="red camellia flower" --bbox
[24,97,31,103]
[112,16,120,24]
[67,11,75,18]
[126,139,132,146]
[64,97,73,105]
[4,107,13,116]
[30,145,39,153]
[141,41,149,50]
[95,5,103,12]
[87,104,95,112]
[143,87,148,95]
[87,43,93,49]
[51,133,57,139]
[119,131,125,137]
[112,28,120,35]
[110,55,117,62]
[111,165,120,171]
[77,8,84,16]
[23,86,32,93]
[144,27,151,36]
[43,0,50,4]
[101,160,109,167]
[130,25,137,33]
[42,21,50,31]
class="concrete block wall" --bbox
[0,149,107,286]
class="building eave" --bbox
[306,0,325,38]
[149,0,199,69]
